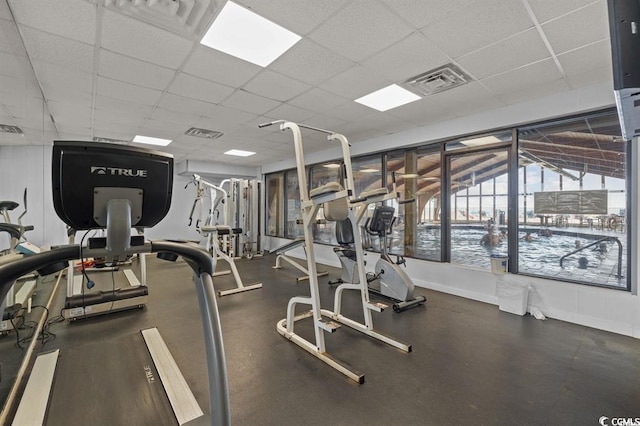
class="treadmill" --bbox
[0,142,230,425]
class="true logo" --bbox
[90,166,147,178]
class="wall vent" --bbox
[0,124,23,134]
[185,127,224,139]
[104,0,219,39]
[401,63,472,96]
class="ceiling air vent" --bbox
[104,0,218,38]
[185,127,224,139]
[0,124,23,134]
[402,63,472,97]
[93,136,129,144]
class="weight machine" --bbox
[188,174,262,296]
[260,120,412,383]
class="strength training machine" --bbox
[260,120,412,384]
[2,141,230,426]
[188,174,262,296]
[270,237,329,282]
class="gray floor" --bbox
[2,253,640,425]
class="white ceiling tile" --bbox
[157,93,215,116]
[0,74,41,99]
[421,0,534,58]
[288,88,349,114]
[93,109,145,126]
[0,16,25,55]
[309,0,414,62]
[243,70,311,102]
[220,90,280,115]
[457,29,550,80]
[95,95,152,117]
[92,119,138,135]
[168,73,235,104]
[269,39,356,86]
[541,1,610,55]
[236,0,348,35]
[264,103,316,123]
[322,101,375,123]
[33,60,93,93]
[149,107,201,126]
[526,0,602,24]
[386,98,457,127]
[199,105,257,129]
[47,101,92,127]
[20,27,94,74]
[498,78,570,105]
[362,32,450,83]
[385,0,475,29]
[0,51,27,78]
[101,9,192,69]
[558,40,612,77]
[319,64,393,100]
[10,0,96,44]
[0,2,12,20]
[99,50,176,90]
[56,123,91,136]
[565,66,613,91]
[41,84,93,105]
[183,45,261,87]
[301,115,347,132]
[140,118,188,134]
[481,59,564,95]
[97,76,162,105]
[426,81,505,115]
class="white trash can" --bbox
[497,282,530,316]
[490,254,508,274]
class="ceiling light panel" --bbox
[133,135,172,146]
[225,149,256,157]
[200,1,301,67]
[355,84,420,112]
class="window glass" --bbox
[285,171,302,239]
[518,111,628,289]
[266,172,284,237]
[309,162,340,244]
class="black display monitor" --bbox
[52,141,173,230]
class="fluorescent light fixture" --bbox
[355,84,421,112]
[225,149,256,157]
[132,135,172,146]
[460,135,502,147]
[200,1,301,67]
[359,168,379,173]
[401,173,419,178]
[323,163,341,169]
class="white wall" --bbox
[0,145,66,248]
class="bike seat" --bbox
[0,201,19,211]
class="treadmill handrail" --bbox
[0,241,230,426]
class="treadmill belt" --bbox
[45,332,178,426]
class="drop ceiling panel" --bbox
[47,101,92,127]
[456,28,550,80]
[481,59,564,96]
[526,0,601,24]
[92,119,138,135]
[99,50,176,90]
[565,66,613,91]
[243,70,311,102]
[33,60,93,94]
[101,9,193,69]
[541,1,609,55]
[558,40,612,78]
[199,105,257,130]
[9,0,96,45]
[288,88,350,113]
[427,81,504,113]
[20,27,94,74]
[0,51,26,77]
[148,107,201,126]
[4,96,44,120]
[498,78,570,105]
[322,101,375,123]
[269,39,356,86]
[93,109,145,126]
[386,0,475,29]
[183,45,261,87]
[97,76,162,105]
[236,0,348,36]
[265,103,316,123]
[0,2,12,20]
[95,95,152,117]
[301,115,347,133]
[420,0,534,58]
[0,16,25,55]
[168,73,235,104]
[157,93,215,116]
[0,74,42,99]
[309,0,414,62]
[319,65,392,101]
[141,117,190,134]
[386,98,457,127]
[221,90,280,115]
[362,32,450,83]
[40,84,92,104]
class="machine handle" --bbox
[258,120,285,128]
[399,198,415,205]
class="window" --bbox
[310,162,341,244]
[266,172,284,237]
[518,111,628,289]
[285,170,302,239]
[414,147,441,261]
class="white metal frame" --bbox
[192,175,262,297]
[272,238,329,282]
[260,120,411,384]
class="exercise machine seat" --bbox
[0,201,19,212]
[309,181,342,198]
[334,219,357,261]
[359,188,388,200]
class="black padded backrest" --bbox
[0,201,19,212]
[335,218,354,245]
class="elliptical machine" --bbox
[364,205,426,312]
